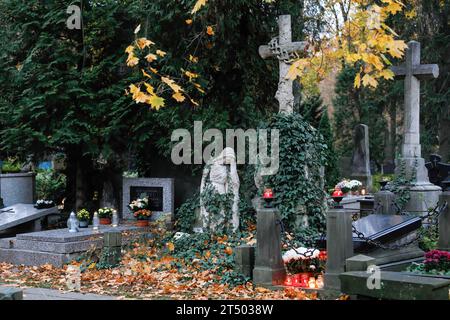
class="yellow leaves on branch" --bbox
[206,26,214,36]
[192,0,207,14]
[125,33,203,109]
[285,0,408,89]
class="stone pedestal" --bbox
[438,187,450,251]
[374,189,396,214]
[324,207,354,291]
[253,208,286,286]
[101,232,122,266]
[234,245,255,278]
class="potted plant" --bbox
[96,207,116,225]
[336,180,351,195]
[128,198,152,227]
[76,209,90,228]
[349,180,362,195]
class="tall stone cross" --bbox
[391,41,439,160]
[259,15,307,114]
[391,40,441,213]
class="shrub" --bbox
[36,169,66,203]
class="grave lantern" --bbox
[262,188,274,208]
[331,190,344,209]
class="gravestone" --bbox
[122,177,174,221]
[0,225,146,267]
[438,181,450,251]
[0,204,58,235]
[259,15,307,114]
[350,124,372,191]
[426,154,450,188]
[352,214,424,267]
[324,205,354,290]
[252,207,286,286]
[391,41,442,213]
[0,172,36,207]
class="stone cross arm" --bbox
[259,41,308,60]
[391,64,439,80]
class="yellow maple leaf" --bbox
[185,19,193,25]
[145,53,158,62]
[142,69,152,78]
[191,0,207,14]
[185,71,199,81]
[206,26,214,36]
[125,45,134,54]
[126,55,139,67]
[149,67,159,74]
[156,50,167,57]
[148,95,165,110]
[189,55,199,63]
[172,92,186,102]
[167,242,175,252]
[136,38,154,50]
[162,76,183,93]
[189,97,199,107]
[362,74,378,88]
[225,247,233,255]
[379,69,395,80]
[144,83,155,95]
[354,73,362,88]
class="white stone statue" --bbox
[200,147,240,233]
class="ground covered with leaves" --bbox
[0,225,320,300]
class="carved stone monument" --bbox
[259,15,307,114]
[391,41,442,213]
[350,124,372,191]
[200,147,240,233]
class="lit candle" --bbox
[263,188,274,199]
[308,277,316,289]
[361,188,366,196]
[316,275,324,289]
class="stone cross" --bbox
[391,40,441,213]
[391,41,439,159]
[259,15,307,114]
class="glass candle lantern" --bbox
[92,212,100,232]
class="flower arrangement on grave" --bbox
[336,179,362,194]
[408,250,450,275]
[96,207,116,225]
[76,209,90,228]
[34,199,55,209]
[128,198,152,227]
[282,248,327,288]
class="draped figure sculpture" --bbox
[200,148,240,233]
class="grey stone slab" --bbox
[0,286,23,300]
[122,177,174,220]
[234,245,255,278]
[0,173,35,207]
[340,271,450,300]
[0,248,79,267]
[0,204,58,232]
[13,238,103,254]
[22,287,118,300]
[0,237,15,249]
[16,225,140,243]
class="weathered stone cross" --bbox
[259,15,307,114]
[391,40,439,159]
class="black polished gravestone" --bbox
[352,214,424,267]
[426,154,450,188]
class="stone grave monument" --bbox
[350,124,372,192]
[122,177,174,222]
[426,154,450,188]
[391,40,442,213]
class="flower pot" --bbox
[79,220,89,228]
[99,217,111,225]
[136,219,149,227]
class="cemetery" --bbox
[0,0,449,303]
